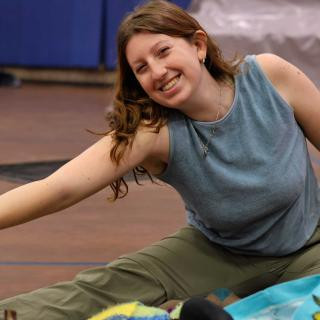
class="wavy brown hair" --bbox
[106,0,242,201]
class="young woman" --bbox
[0,1,319,319]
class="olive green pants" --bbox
[1,225,320,320]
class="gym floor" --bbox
[0,83,319,300]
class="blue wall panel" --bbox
[105,0,192,70]
[0,0,24,64]
[0,0,103,68]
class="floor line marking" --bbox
[0,261,108,266]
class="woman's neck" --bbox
[180,69,234,122]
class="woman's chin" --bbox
[157,94,191,111]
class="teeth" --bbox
[161,75,180,91]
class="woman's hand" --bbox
[159,299,183,312]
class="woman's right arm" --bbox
[0,128,159,230]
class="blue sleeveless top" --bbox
[157,55,320,256]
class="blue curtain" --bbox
[0,0,103,68]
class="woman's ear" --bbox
[193,30,208,63]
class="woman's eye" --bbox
[158,47,170,55]
[136,65,146,73]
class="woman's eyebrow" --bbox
[150,40,169,54]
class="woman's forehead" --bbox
[126,33,172,63]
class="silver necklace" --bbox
[199,83,222,158]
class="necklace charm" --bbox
[201,143,209,158]
[200,127,216,158]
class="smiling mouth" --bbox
[160,75,181,92]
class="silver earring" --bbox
[202,57,206,64]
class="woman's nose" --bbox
[150,62,167,80]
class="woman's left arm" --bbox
[257,53,320,151]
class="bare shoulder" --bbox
[255,53,318,107]
[138,123,170,175]
[256,53,293,78]
[256,53,297,106]
[135,122,168,156]
[256,53,287,68]
[256,53,320,150]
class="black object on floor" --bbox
[0,160,70,183]
[180,297,233,320]
[0,72,21,87]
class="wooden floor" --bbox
[0,83,319,301]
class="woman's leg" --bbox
[0,225,292,320]
[0,258,165,320]
[276,225,320,283]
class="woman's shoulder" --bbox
[136,123,170,175]
[255,53,294,106]
[255,53,305,94]
[255,54,320,151]
[255,53,289,78]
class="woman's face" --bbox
[126,32,206,110]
